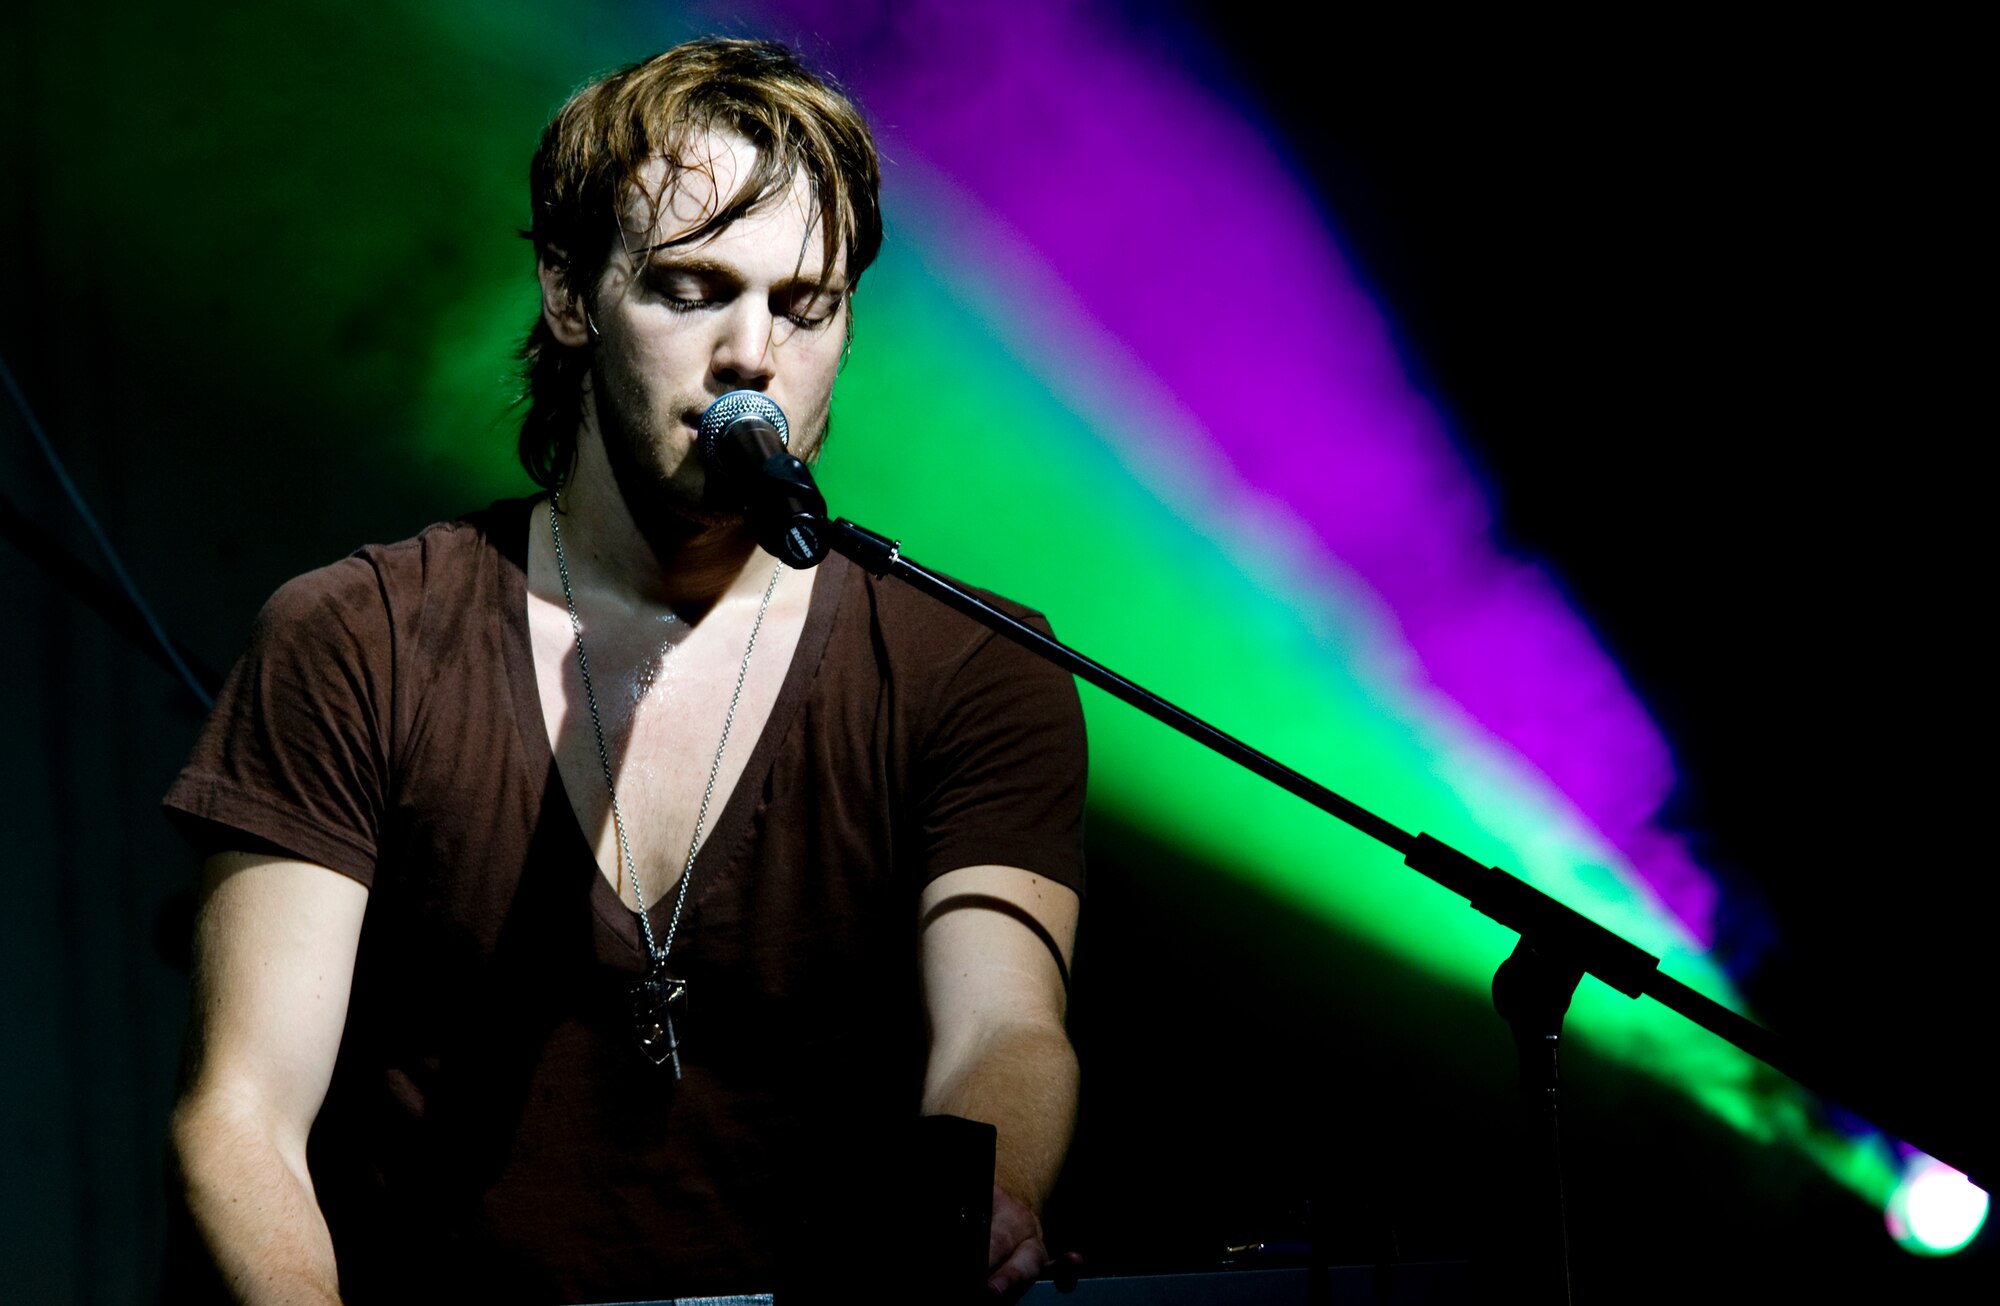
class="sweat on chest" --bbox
[527,573,809,904]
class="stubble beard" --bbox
[587,350,835,561]
[590,352,740,546]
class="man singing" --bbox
[166,38,1086,1304]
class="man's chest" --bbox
[524,570,813,912]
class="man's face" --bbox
[585,129,849,527]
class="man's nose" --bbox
[711,301,776,390]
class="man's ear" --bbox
[538,249,592,348]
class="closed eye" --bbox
[645,260,737,312]
[641,254,846,330]
[652,277,731,313]
[780,289,844,330]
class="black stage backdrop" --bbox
[1,9,1990,1304]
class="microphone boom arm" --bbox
[823,514,1988,1195]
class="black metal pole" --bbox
[823,515,1992,1204]
[1493,938,1583,1303]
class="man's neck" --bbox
[550,441,768,621]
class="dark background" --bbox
[3,6,1990,1303]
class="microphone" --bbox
[696,390,830,568]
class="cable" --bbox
[0,351,216,710]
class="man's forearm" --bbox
[922,1020,1080,1211]
[172,1094,343,1306]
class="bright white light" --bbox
[1885,1155,1989,1256]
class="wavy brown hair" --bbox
[517,38,884,489]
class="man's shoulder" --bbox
[837,555,1063,686]
[847,555,1052,639]
[254,498,532,639]
[353,496,530,583]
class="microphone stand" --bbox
[820,515,1990,1301]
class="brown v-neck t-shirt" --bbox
[164,497,1087,1303]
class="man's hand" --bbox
[987,1184,1084,1300]
[986,1182,1049,1298]
[918,865,1082,1299]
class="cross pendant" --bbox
[631,958,689,1079]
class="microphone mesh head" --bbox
[697,390,790,459]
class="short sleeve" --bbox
[162,556,394,885]
[915,616,1088,893]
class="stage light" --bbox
[1885,1155,1988,1256]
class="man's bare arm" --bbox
[919,864,1081,1296]
[171,852,368,1306]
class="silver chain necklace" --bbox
[547,495,783,1077]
